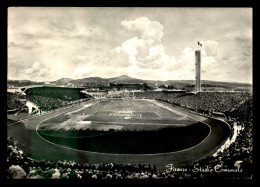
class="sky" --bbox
[8,7,252,83]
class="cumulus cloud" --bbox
[25,62,41,75]
[121,17,164,43]
[108,17,176,71]
[22,61,67,81]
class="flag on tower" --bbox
[198,41,202,47]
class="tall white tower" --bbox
[195,50,201,92]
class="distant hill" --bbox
[7,75,252,92]
[67,75,145,86]
[70,77,108,86]
[108,75,145,84]
[51,78,73,85]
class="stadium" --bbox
[7,84,253,179]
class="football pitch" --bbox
[37,99,210,154]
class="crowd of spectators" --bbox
[134,91,184,101]
[7,92,24,111]
[228,97,253,123]
[24,87,93,112]
[7,136,166,179]
[7,137,31,179]
[187,97,253,179]
[171,92,252,114]
[134,91,252,114]
[190,118,253,179]
[25,87,88,101]
[27,95,84,112]
[8,89,93,114]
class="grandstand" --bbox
[22,87,93,114]
[134,91,252,115]
[7,87,253,179]
[25,86,88,101]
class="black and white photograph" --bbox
[6,7,253,180]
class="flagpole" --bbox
[198,41,202,50]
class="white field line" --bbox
[148,100,186,118]
[153,112,161,118]
[35,102,100,131]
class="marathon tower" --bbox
[195,48,201,92]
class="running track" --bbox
[7,99,231,170]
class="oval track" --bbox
[7,99,231,170]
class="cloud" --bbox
[70,66,95,79]
[22,62,64,81]
[195,37,252,83]
[107,17,174,70]
[121,17,164,43]
[25,61,41,75]
[7,8,252,84]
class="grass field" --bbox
[37,99,210,154]
[40,99,195,131]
